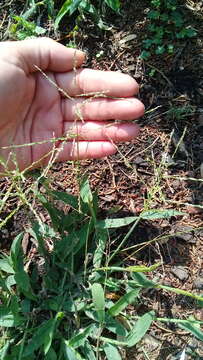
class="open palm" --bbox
[0,38,144,172]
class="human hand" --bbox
[0,38,144,173]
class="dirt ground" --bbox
[0,1,203,359]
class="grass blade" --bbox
[91,283,105,324]
[0,308,23,327]
[10,233,36,300]
[23,319,56,356]
[97,210,185,229]
[82,340,96,360]
[0,257,14,274]
[178,321,203,341]
[0,341,10,358]
[97,263,161,273]
[54,0,72,28]
[131,272,156,288]
[141,209,186,220]
[126,311,155,347]
[108,289,140,317]
[96,217,137,229]
[80,176,93,205]
[64,341,84,360]
[93,228,108,268]
[103,343,122,360]
[52,190,79,210]
[68,324,96,348]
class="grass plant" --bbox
[0,1,203,359]
[0,72,203,360]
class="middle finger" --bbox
[62,97,145,122]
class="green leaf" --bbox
[0,307,23,327]
[69,0,83,15]
[143,39,153,49]
[45,347,57,360]
[131,272,156,288]
[96,217,137,229]
[37,192,63,231]
[79,0,97,15]
[68,324,96,348]
[196,295,203,308]
[52,191,79,210]
[97,263,161,274]
[15,264,36,300]
[64,342,84,360]
[82,340,96,360]
[108,289,140,317]
[93,228,108,268]
[167,44,174,54]
[56,221,93,260]
[103,343,122,360]
[10,233,36,300]
[105,314,128,336]
[172,11,184,27]
[126,311,155,347]
[0,258,14,274]
[80,177,93,204]
[44,319,56,355]
[148,10,160,19]
[155,45,165,55]
[11,232,24,268]
[0,276,9,292]
[185,28,197,38]
[55,0,73,28]
[46,0,55,18]
[160,13,169,21]
[104,0,120,12]
[34,25,46,35]
[97,210,185,229]
[140,50,151,59]
[79,0,111,30]
[15,271,32,293]
[179,321,203,342]
[5,275,16,291]
[141,209,185,220]
[158,284,203,302]
[24,319,56,356]
[176,29,186,39]
[91,283,105,323]
[29,222,50,257]
[0,341,10,358]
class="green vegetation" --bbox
[54,0,121,29]
[1,0,203,359]
[9,0,121,40]
[141,0,197,59]
[1,177,203,359]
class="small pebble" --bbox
[134,156,148,167]
[193,277,203,290]
[171,266,189,281]
[174,225,195,244]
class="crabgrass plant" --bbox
[0,176,203,359]
[0,73,203,360]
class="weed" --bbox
[8,0,121,40]
[0,174,203,359]
[9,16,46,40]
[141,0,197,59]
[1,3,203,357]
[54,0,121,30]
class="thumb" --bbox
[8,37,85,74]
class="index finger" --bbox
[55,69,139,98]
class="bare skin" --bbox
[0,37,145,172]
